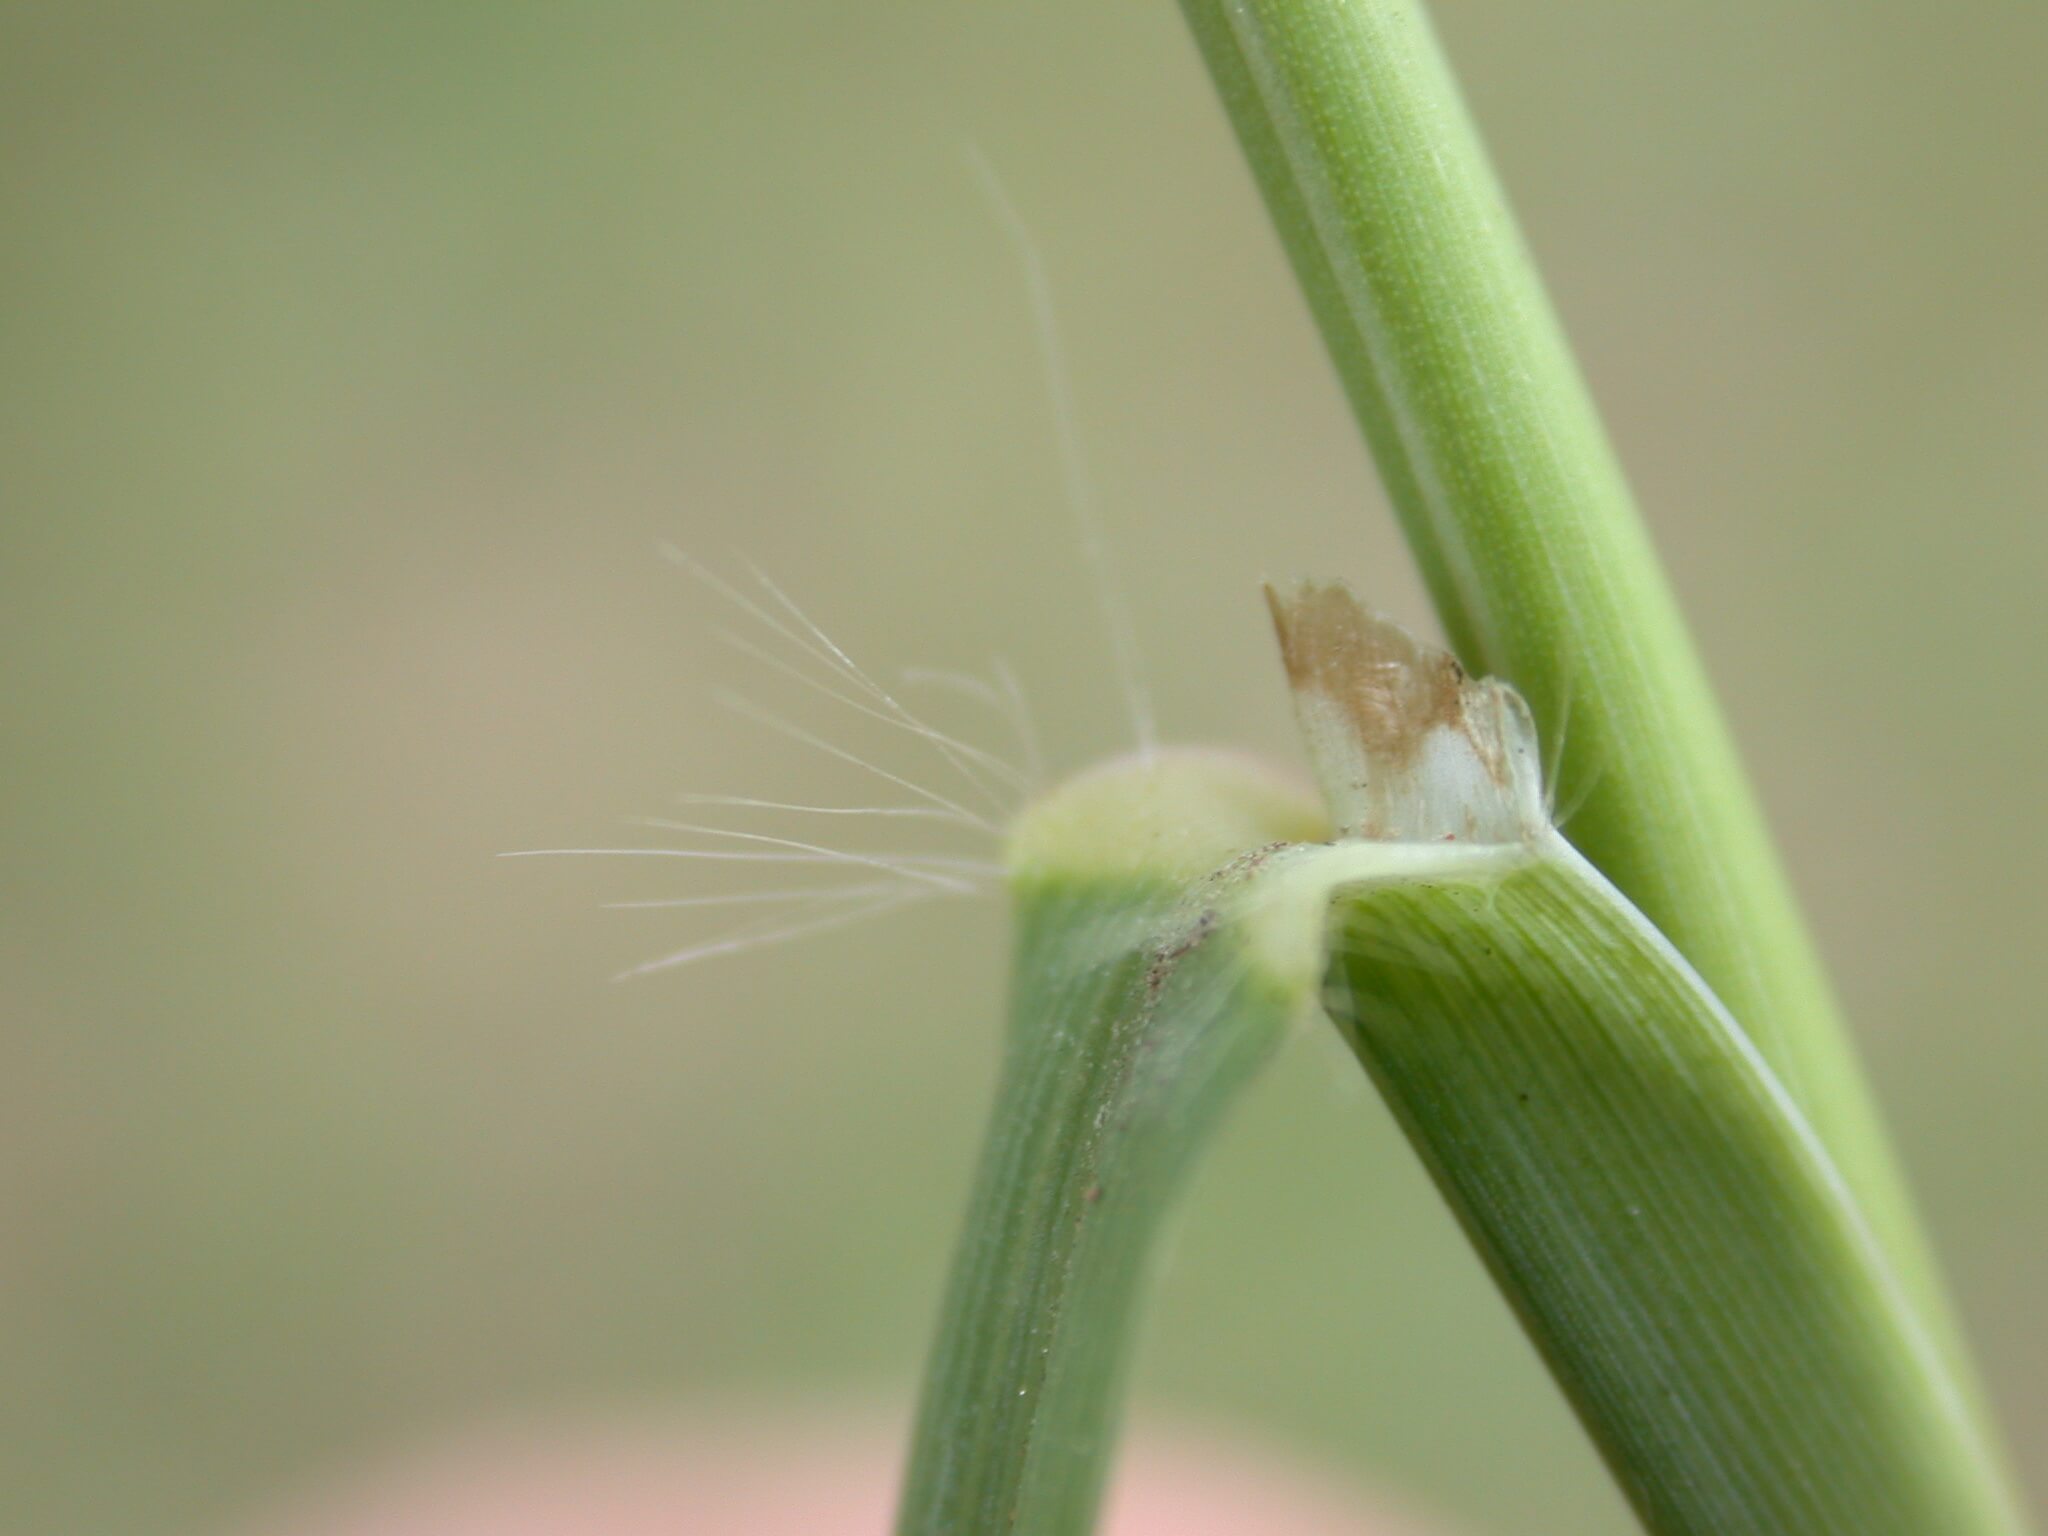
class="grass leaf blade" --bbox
[1323,846,2025,1535]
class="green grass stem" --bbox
[1176,0,1966,1386]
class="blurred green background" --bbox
[5,5,2046,1533]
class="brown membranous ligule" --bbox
[1266,579,1544,845]
[1266,580,1470,770]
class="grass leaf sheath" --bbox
[895,754,1326,1535]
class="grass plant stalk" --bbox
[1174,0,1979,1388]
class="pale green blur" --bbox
[3,6,2045,1534]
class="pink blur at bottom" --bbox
[238,1411,1444,1536]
